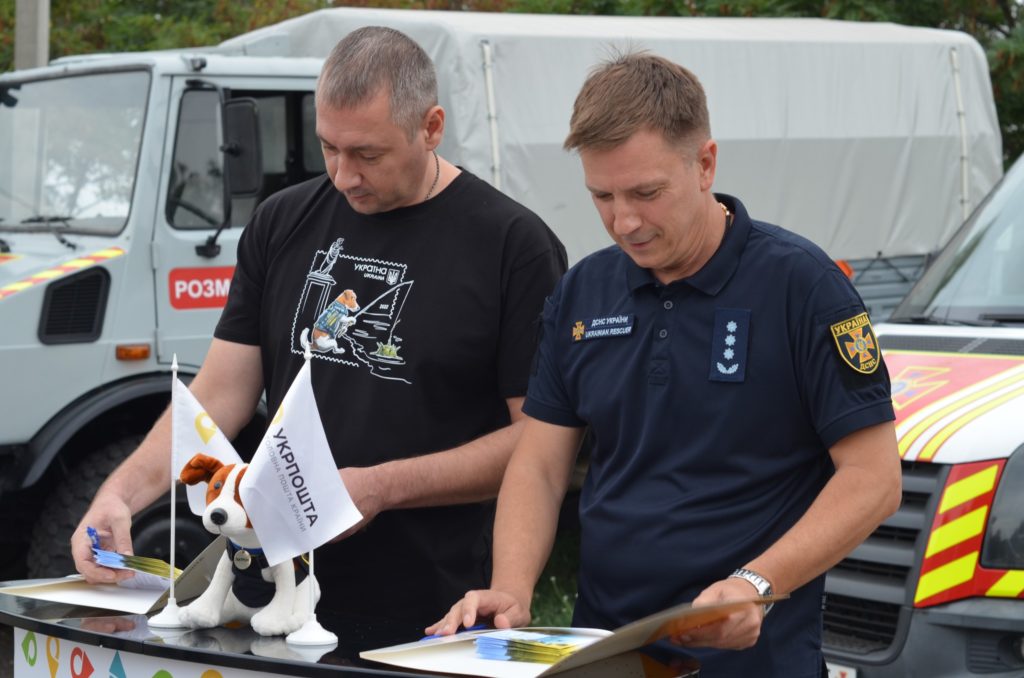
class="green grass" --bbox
[529,527,579,627]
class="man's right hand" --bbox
[425,589,531,636]
[72,495,136,584]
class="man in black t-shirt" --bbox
[71,27,566,625]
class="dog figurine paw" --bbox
[175,453,320,636]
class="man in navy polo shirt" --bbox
[429,53,902,676]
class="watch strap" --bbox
[728,568,775,615]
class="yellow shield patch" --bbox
[830,312,880,374]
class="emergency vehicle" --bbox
[0,8,1004,597]
[823,153,1024,676]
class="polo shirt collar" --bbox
[624,193,749,296]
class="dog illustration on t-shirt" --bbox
[306,289,359,355]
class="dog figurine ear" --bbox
[180,453,225,486]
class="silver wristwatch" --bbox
[729,568,774,615]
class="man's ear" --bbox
[180,453,224,485]
[423,104,445,151]
[697,138,718,192]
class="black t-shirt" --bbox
[216,171,566,622]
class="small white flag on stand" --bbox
[240,349,361,645]
[153,354,246,628]
[171,377,244,515]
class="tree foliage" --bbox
[1,0,1021,162]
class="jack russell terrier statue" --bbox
[177,453,319,636]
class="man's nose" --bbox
[330,156,361,192]
[611,203,642,236]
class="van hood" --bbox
[0,247,126,302]
[878,323,1024,464]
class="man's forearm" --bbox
[490,420,583,607]
[746,424,901,595]
[358,417,526,511]
[96,407,175,514]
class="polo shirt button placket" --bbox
[650,292,674,385]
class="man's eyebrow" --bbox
[315,134,387,153]
[586,180,664,194]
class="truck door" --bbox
[153,77,322,368]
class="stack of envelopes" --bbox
[92,547,182,580]
[474,630,597,664]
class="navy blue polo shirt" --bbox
[524,195,893,677]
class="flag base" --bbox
[286,616,338,646]
[148,598,186,628]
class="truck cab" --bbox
[0,52,323,576]
[824,154,1024,676]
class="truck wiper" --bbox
[21,215,79,250]
[0,236,9,253]
[22,214,72,226]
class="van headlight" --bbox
[981,445,1024,569]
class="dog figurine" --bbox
[176,453,320,636]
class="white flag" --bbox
[172,377,244,515]
[239,360,362,566]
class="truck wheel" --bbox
[26,437,212,578]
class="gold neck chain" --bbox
[718,201,733,227]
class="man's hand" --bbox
[72,495,136,584]
[330,466,384,541]
[425,590,531,636]
[672,577,765,649]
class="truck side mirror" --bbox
[222,98,262,198]
[195,97,262,258]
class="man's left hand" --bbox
[671,577,765,649]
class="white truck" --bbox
[0,7,1003,639]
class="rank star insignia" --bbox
[830,312,880,374]
[572,321,585,342]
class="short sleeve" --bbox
[495,218,567,398]
[523,287,586,427]
[214,207,270,346]
[795,268,895,448]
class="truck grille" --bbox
[823,461,946,656]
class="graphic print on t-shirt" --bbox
[292,237,414,384]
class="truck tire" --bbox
[26,437,212,578]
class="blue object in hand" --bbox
[86,526,101,550]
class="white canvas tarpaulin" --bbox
[220,10,1002,263]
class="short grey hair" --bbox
[317,26,438,137]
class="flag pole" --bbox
[149,354,185,628]
[287,346,338,646]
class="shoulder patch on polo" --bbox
[830,312,880,374]
[709,308,750,383]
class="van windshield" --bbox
[891,157,1024,326]
[0,70,149,235]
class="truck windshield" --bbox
[0,70,148,235]
[891,157,1024,326]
